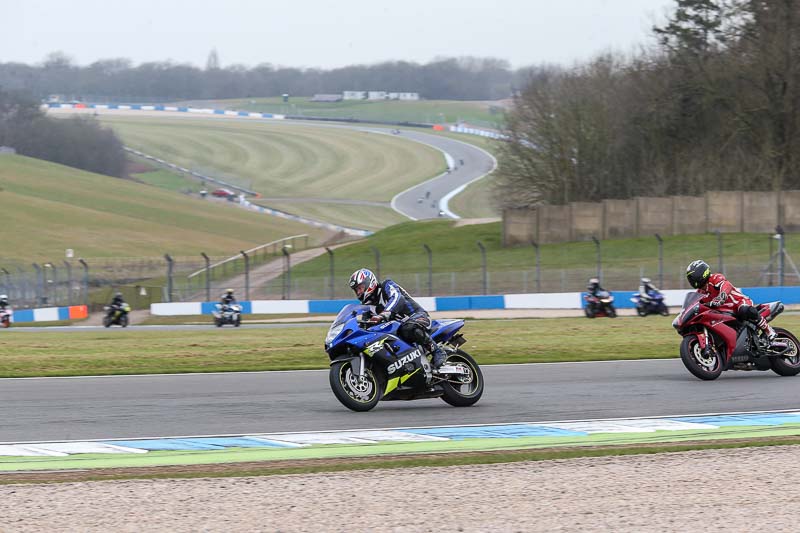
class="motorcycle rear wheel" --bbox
[636,305,647,317]
[440,350,484,407]
[680,335,722,380]
[770,327,800,376]
[330,360,382,412]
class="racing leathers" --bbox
[638,281,660,301]
[370,279,448,369]
[697,273,776,341]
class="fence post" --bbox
[164,254,174,303]
[531,240,541,293]
[200,252,211,301]
[49,263,59,306]
[778,232,785,286]
[63,261,73,306]
[325,247,335,299]
[654,233,663,289]
[591,236,602,283]
[240,250,250,300]
[282,246,292,300]
[423,244,433,296]
[32,263,43,305]
[714,230,724,275]
[78,259,89,305]
[476,241,487,295]
[371,246,381,280]
[0,267,8,299]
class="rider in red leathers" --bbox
[686,260,776,342]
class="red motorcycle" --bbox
[584,290,616,318]
[673,292,800,380]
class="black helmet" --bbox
[686,260,711,289]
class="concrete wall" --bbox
[504,190,790,246]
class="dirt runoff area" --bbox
[2,445,799,532]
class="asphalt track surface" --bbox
[379,129,496,220]
[4,359,800,442]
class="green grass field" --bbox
[100,116,444,201]
[1,314,797,377]
[98,116,448,229]
[185,97,508,129]
[0,155,326,262]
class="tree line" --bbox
[496,0,800,208]
[0,89,126,177]
[0,54,523,102]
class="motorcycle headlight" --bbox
[325,323,344,345]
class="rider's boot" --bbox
[758,317,778,345]
[429,341,447,370]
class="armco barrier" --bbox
[150,286,800,316]
[10,305,88,323]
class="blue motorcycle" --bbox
[324,304,484,412]
[630,290,669,317]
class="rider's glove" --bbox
[368,314,386,324]
[708,297,724,308]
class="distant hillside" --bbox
[0,155,329,261]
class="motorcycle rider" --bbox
[638,277,661,302]
[109,291,125,308]
[107,292,127,318]
[685,259,777,343]
[348,268,448,370]
[220,288,237,308]
[0,294,9,311]
[586,277,605,296]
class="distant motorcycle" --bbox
[0,308,12,328]
[584,290,616,318]
[213,303,242,327]
[103,303,130,327]
[631,291,669,317]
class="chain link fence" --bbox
[2,233,797,309]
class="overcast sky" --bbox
[3,0,675,69]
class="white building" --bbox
[367,91,387,100]
[397,92,420,101]
[343,91,366,100]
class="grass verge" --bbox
[2,314,798,377]
[3,436,799,485]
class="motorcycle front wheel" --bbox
[103,316,112,328]
[770,327,800,376]
[606,304,617,318]
[329,360,382,412]
[120,314,129,327]
[440,349,484,407]
[680,335,723,380]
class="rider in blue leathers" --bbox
[349,268,448,369]
[638,277,661,303]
